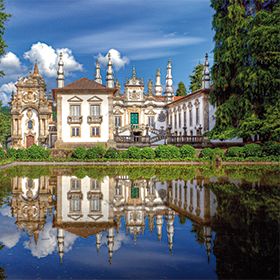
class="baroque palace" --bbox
[10,53,215,149]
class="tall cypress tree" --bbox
[210,0,280,140]
[176,81,187,96]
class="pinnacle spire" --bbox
[165,60,174,100]
[202,53,210,89]
[95,60,102,84]
[106,52,114,88]
[155,68,162,96]
[33,62,39,76]
[57,52,64,88]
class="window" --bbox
[70,194,81,212]
[90,105,100,117]
[91,179,100,190]
[174,114,177,129]
[71,178,81,190]
[196,107,199,125]
[183,111,187,126]
[91,126,100,137]
[115,185,122,196]
[131,186,139,199]
[28,120,33,129]
[71,127,80,137]
[189,110,193,127]
[70,105,81,117]
[178,112,181,128]
[115,116,122,127]
[170,115,172,127]
[90,197,101,212]
[148,116,155,128]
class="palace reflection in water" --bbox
[10,174,216,264]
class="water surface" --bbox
[0,165,279,279]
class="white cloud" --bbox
[0,211,21,249]
[24,222,78,259]
[23,42,83,77]
[97,49,129,70]
[0,51,25,79]
[100,230,131,252]
[0,82,16,106]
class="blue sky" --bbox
[0,0,214,104]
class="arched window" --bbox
[28,120,33,129]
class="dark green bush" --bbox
[180,145,196,158]
[105,147,119,159]
[200,148,224,160]
[26,145,50,160]
[14,149,29,160]
[127,146,142,159]
[243,143,262,157]
[119,150,129,159]
[262,142,280,156]
[0,149,5,160]
[226,146,245,158]
[72,147,87,159]
[87,145,106,159]
[155,145,180,159]
[140,147,155,159]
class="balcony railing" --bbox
[67,115,83,124]
[167,135,205,144]
[87,115,103,124]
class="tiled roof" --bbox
[173,96,184,101]
[62,78,107,90]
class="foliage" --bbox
[72,147,87,159]
[176,81,187,96]
[0,0,10,77]
[26,145,50,159]
[189,63,203,92]
[127,146,142,159]
[180,144,196,158]
[200,147,224,160]
[104,147,119,159]
[261,141,280,156]
[225,146,245,158]
[243,143,262,157]
[87,145,106,159]
[155,145,180,159]
[0,102,11,147]
[140,147,155,159]
[210,1,280,141]
[0,148,5,160]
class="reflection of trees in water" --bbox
[191,223,205,245]
[211,183,280,279]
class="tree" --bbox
[176,81,187,96]
[0,0,10,77]
[209,0,280,141]
[189,63,203,92]
[0,101,10,147]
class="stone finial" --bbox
[57,52,64,88]
[155,68,162,96]
[106,52,114,88]
[202,53,210,89]
[95,60,102,84]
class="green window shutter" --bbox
[131,186,139,199]
[130,113,139,125]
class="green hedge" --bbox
[262,142,280,156]
[6,145,50,160]
[180,145,196,158]
[155,145,180,159]
[226,146,245,158]
[200,147,225,160]
[0,149,5,160]
[243,144,262,157]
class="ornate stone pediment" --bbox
[87,96,103,103]
[145,109,156,116]
[113,109,124,115]
[67,96,83,102]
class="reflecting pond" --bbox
[0,165,279,279]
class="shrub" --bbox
[7,148,17,159]
[104,147,119,159]
[87,145,106,159]
[180,145,196,158]
[262,142,280,156]
[14,149,28,160]
[72,147,87,159]
[26,145,50,160]
[127,146,142,159]
[200,148,224,160]
[243,144,262,157]
[155,145,180,159]
[140,147,155,159]
[119,150,129,159]
[0,149,5,160]
[226,146,245,158]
